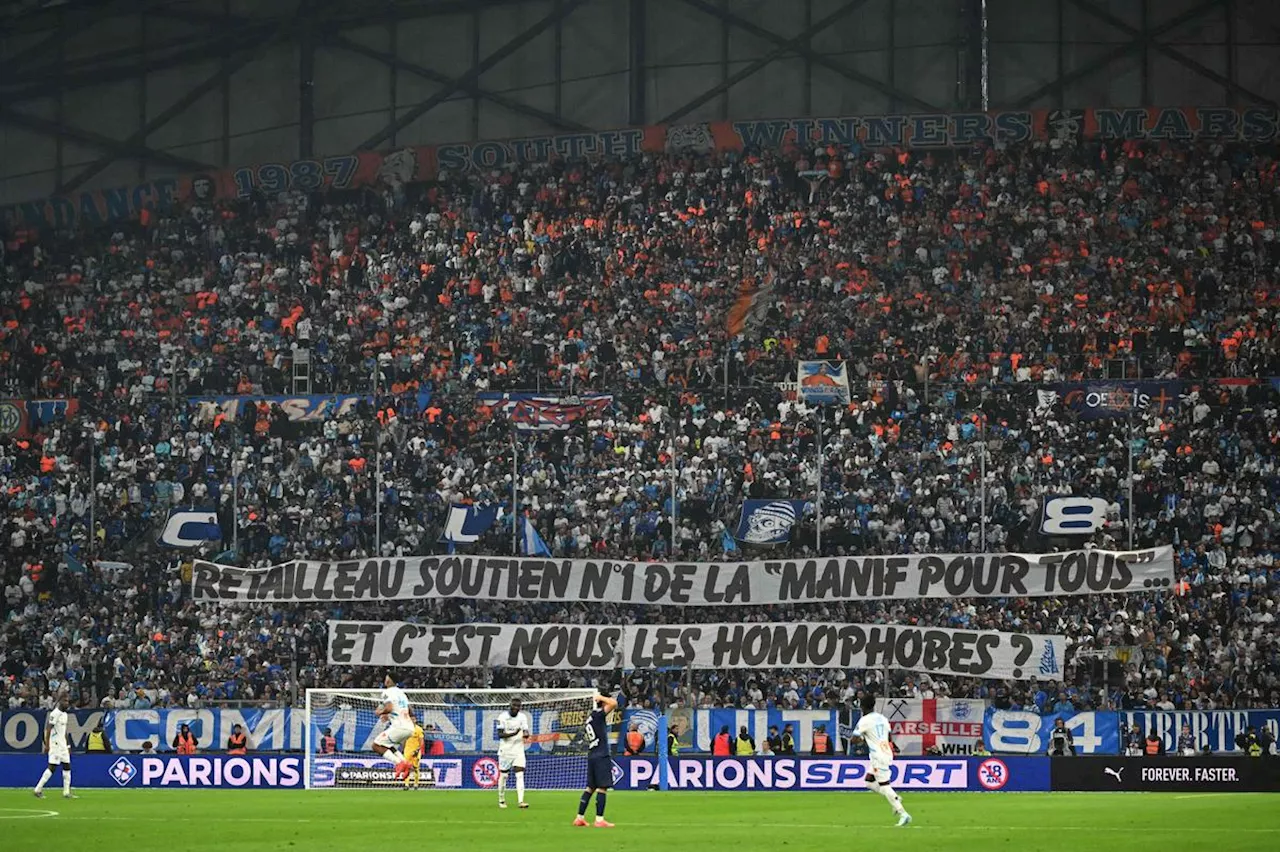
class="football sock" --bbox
[63,770,71,795]
[384,749,404,765]
[577,791,592,816]
[34,768,52,793]
[878,783,905,815]
[516,772,525,803]
[498,771,507,801]
[595,792,607,818]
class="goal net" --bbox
[304,688,602,791]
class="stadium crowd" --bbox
[1,131,1278,720]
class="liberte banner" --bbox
[327,621,1064,680]
[195,546,1173,605]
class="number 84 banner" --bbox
[983,709,1120,755]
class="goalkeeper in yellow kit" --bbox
[395,724,426,789]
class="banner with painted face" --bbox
[327,621,1065,680]
[734,500,806,544]
[192,546,1174,605]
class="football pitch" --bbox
[2,789,1277,852]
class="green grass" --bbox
[2,789,1278,852]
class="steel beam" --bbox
[553,0,563,118]
[1010,0,1224,107]
[3,30,248,103]
[1,0,192,79]
[1064,0,1275,107]
[0,106,215,172]
[357,0,588,151]
[53,3,318,194]
[675,0,942,114]
[140,0,529,37]
[1140,0,1151,105]
[962,0,983,109]
[629,0,646,126]
[659,0,877,125]
[1225,0,1236,106]
[326,33,590,132]
[300,0,316,158]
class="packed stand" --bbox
[2,133,1278,717]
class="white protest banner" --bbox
[326,621,1065,681]
[195,547,1172,605]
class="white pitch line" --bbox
[0,808,59,819]
[1172,794,1233,800]
[38,816,1280,833]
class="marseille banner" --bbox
[190,393,370,423]
[193,546,1174,604]
[8,107,1275,229]
[0,708,304,753]
[328,621,1064,680]
[880,699,987,756]
[983,709,1121,755]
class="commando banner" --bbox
[195,546,1173,605]
[327,621,1065,680]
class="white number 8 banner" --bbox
[1041,497,1109,535]
[983,709,1118,754]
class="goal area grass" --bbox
[1,788,1277,852]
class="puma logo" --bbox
[1103,767,1124,782]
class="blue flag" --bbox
[520,516,552,557]
[734,499,805,545]
[721,529,738,555]
[440,504,499,544]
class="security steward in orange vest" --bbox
[319,727,338,754]
[173,724,198,755]
[814,721,834,752]
[624,722,646,756]
[1144,732,1166,756]
[812,724,834,756]
[712,725,732,756]
[227,724,248,755]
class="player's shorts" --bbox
[48,747,71,766]
[867,758,892,785]
[497,750,527,771]
[586,755,614,789]
[374,716,415,749]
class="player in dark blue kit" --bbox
[573,693,618,828]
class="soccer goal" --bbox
[304,688,601,790]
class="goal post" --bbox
[304,688,601,790]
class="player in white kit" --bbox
[371,674,415,768]
[495,698,531,809]
[853,694,911,826]
[34,695,76,799]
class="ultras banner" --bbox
[327,621,1065,680]
[195,546,1174,605]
